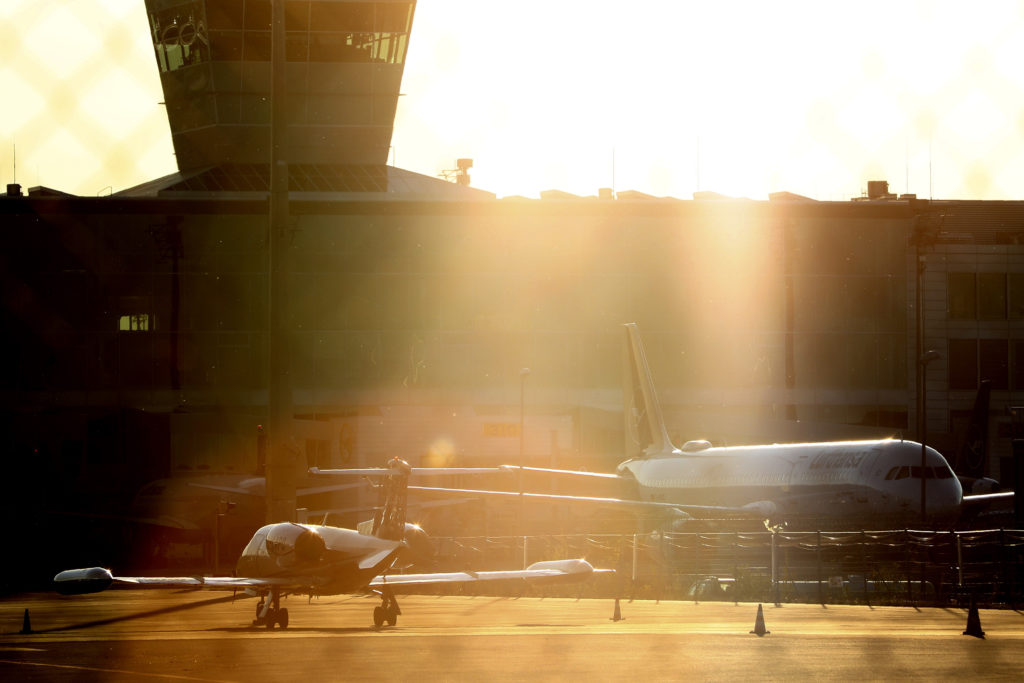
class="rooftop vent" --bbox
[867,180,896,200]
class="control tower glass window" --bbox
[203,1,413,64]
[149,2,211,73]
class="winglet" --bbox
[623,323,676,458]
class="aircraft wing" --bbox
[498,465,622,480]
[963,491,1015,505]
[55,558,610,596]
[370,559,611,587]
[187,481,364,497]
[310,467,503,476]
[53,567,296,595]
[407,485,776,520]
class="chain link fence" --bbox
[428,529,1024,608]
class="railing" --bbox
[429,529,1024,607]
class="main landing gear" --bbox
[373,588,400,627]
[254,588,289,629]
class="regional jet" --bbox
[54,458,609,628]
[357,324,1009,531]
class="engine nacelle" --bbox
[264,523,326,568]
[402,523,435,564]
[53,567,113,595]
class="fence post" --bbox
[817,530,823,605]
[956,531,963,598]
[632,533,638,584]
[772,529,780,606]
[861,530,870,607]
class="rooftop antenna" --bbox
[905,135,909,196]
[929,134,933,200]
[611,146,616,198]
[695,136,700,191]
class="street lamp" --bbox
[919,349,940,523]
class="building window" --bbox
[1014,341,1024,390]
[980,339,1009,390]
[948,272,1011,319]
[949,339,978,390]
[1010,273,1024,319]
[948,273,976,319]
[978,273,1007,319]
[119,314,154,332]
[149,2,210,73]
[950,338,1011,390]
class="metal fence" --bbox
[431,529,1024,607]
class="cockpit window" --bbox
[915,466,953,479]
[886,465,953,481]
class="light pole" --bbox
[519,368,530,484]
[919,349,940,523]
[519,367,530,567]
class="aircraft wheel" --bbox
[373,606,386,627]
[278,608,289,629]
[386,605,398,626]
[265,608,277,629]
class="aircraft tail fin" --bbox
[955,380,991,479]
[623,323,676,459]
[372,457,412,541]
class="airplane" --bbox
[53,458,610,629]
[341,324,1012,531]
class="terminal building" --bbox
[1,1,1022,537]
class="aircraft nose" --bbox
[927,479,963,522]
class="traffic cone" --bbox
[19,609,33,634]
[749,603,770,636]
[962,598,985,638]
[610,598,624,622]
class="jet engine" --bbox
[264,523,326,568]
[401,522,436,567]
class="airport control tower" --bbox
[142,0,414,184]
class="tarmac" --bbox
[1,590,1023,681]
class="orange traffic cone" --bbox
[610,598,625,622]
[749,603,770,636]
[19,609,33,634]
[962,598,985,638]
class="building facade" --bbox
[2,3,1022,546]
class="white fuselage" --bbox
[617,439,963,529]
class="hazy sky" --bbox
[2,1,1024,200]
